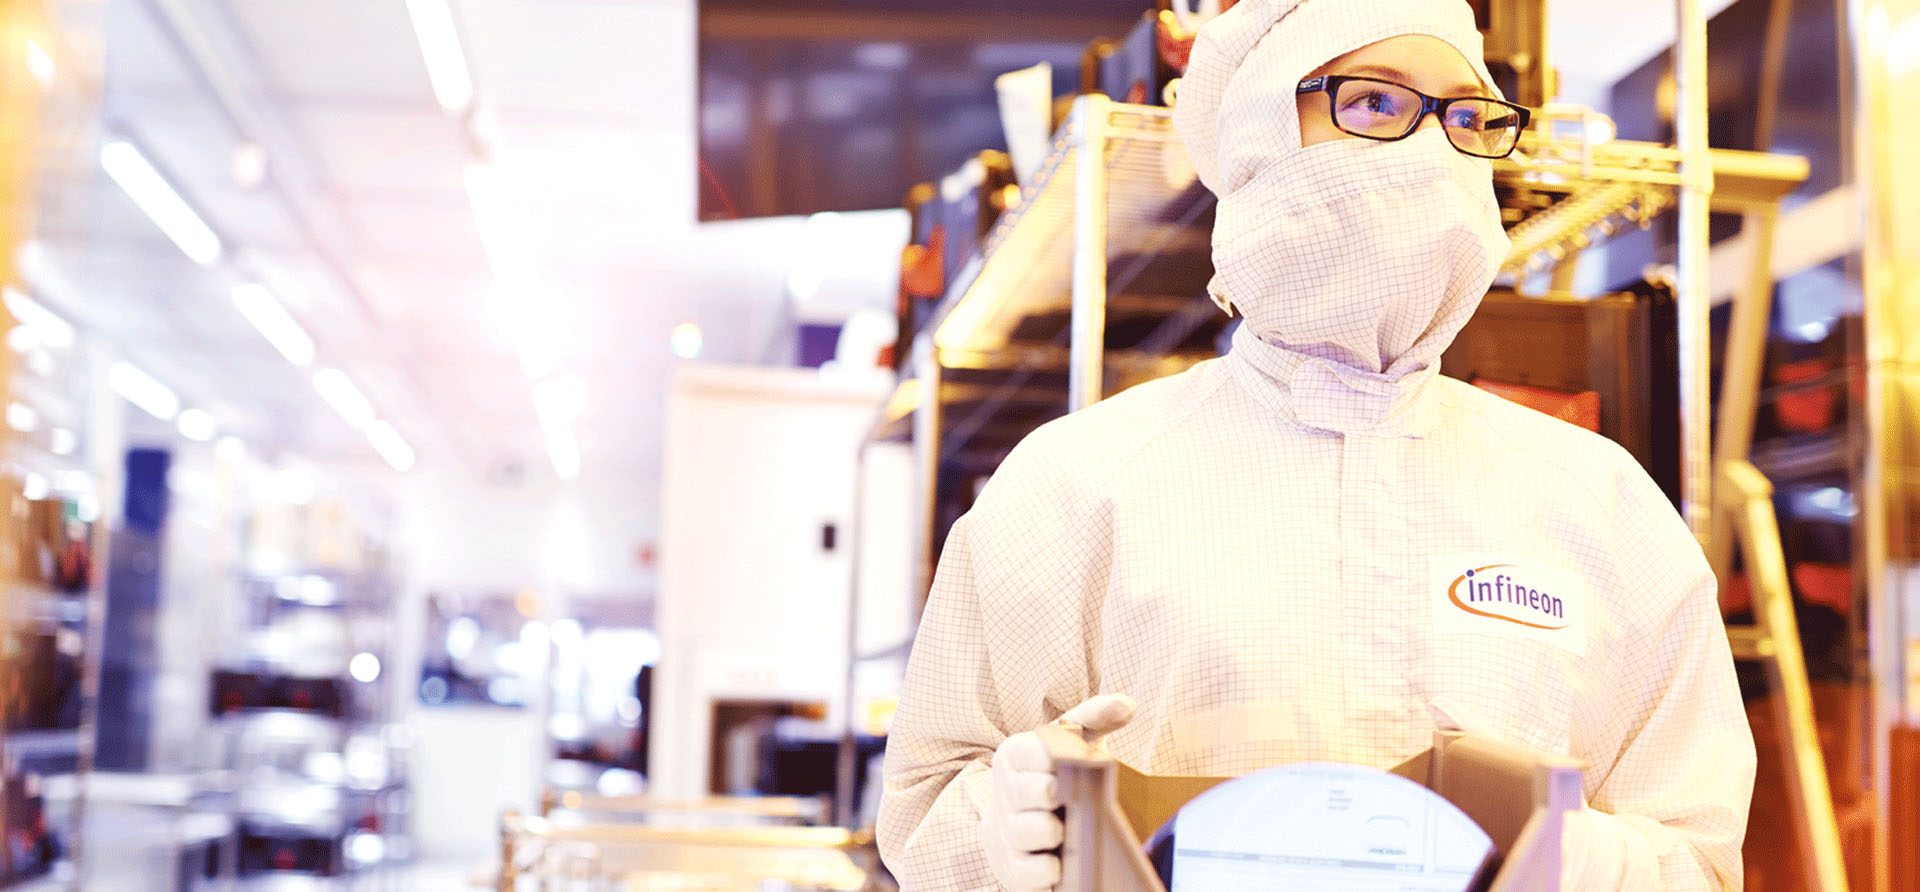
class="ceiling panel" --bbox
[292,105,470,194]
[219,0,438,105]
[461,0,691,124]
[343,197,487,267]
[104,0,199,97]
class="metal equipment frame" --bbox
[496,809,885,892]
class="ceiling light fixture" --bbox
[6,402,39,433]
[99,140,222,266]
[670,322,703,360]
[3,286,75,350]
[231,282,315,366]
[532,378,583,481]
[214,435,245,462]
[1891,11,1920,76]
[364,420,416,473]
[25,39,53,89]
[463,164,532,280]
[405,0,474,113]
[312,368,376,430]
[109,361,180,421]
[176,408,216,442]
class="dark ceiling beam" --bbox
[700,10,1119,43]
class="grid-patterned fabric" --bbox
[1182,0,1510,376]
[877,338,1754,891]
[878,2,1751,890]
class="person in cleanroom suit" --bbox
[876,0,1755,890]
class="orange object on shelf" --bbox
[1472,379,1603,433]
[900,226,946,299]
[1773,358,1840,433]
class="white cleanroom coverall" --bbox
[877,1,1755,890]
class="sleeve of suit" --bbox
[876,438,1112,892]
[1572,473,1756,892]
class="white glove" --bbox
[980,694,1137,892]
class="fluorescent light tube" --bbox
[1892,12,1920,77]
[2,286,75,349]
[532,378,582,481]
[232,282,315,366]
[671,322,702,359]
[6,402,39,432]
[365,420,416,472]
[405,0,474,113]
[26,40,52,89]
[176,408,216,442]
[99,140,222,266]
[110,362,180,420]
[312,368,375,430]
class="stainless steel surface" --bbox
[1492,138,1805,279]
[1676,0,1716,543]
[70,344,123,892]
[1721,460,1852,892]
[1847,2,1920,886]
[926,101,1212,363]
[1070,94,1112,413]
[544,792,825,823]
[911,333,941,605]
[1708,204,1781,580]
[839,439,867,828]
[498,810,876,892]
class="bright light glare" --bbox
[176,407,216,441]
[25,40,53,88]
[23,473,49,500]
[1584,116,1617,146]
[365,420,416,472]
[273,469,315,505]
[3,286,75,349]
[404,0,473,112]
[349,652,382,683]
[533,377,583,481]
[312,368,375,430]
[671,322,703,359]
[1891,12,1920,76]
[232,282,315,366]
[346,831,386,866]
[463,165,515,275]
[109,362,180,420]
[49,428,76,456]
[6,402,38,433]
[446,616,480,660]
[99,140,222,266]
[215,436,245,462]
[486,286,574,380]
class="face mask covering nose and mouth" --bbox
[1175,0,1515,382]
[1211,123,1510,376]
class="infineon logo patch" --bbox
[1447,565,1568,630]
[1430,555,1587,657]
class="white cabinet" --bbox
[652,364,906,800]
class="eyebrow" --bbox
[1337,63,1485,98]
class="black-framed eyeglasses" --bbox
[1295,75,1532,159]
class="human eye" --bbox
[1444,103,1487,130]
[1339,88,1407,120]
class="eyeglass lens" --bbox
[1331,80,1522,158]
